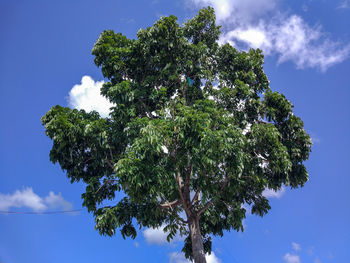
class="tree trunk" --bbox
[189,216,206,263]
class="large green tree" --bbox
[42,7,311,263]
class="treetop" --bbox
[42,7,312,260]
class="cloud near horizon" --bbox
[284,253,301,263]
[190,0,350,71]
[0,187,73,212]
[143,225,184,245]
[169,251,221,263]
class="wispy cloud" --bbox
[44,191,73,210]
[262,187,286,199]
[311,134,320,144]
[301,4,308,12]
[292,242,302,252]
[307,246,315,256]
[221,15,350,72]
[68,75,114,118]
[284,253,301,263]
[338,0,350,9]
[0,187,73,212]
[169,251,221,263]
[190,0,350,71]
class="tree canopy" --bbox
[42,7,312,263]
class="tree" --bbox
[42,7,312,263]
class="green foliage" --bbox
[42,7,311,260]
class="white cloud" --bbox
[191,0,278,24]
[68,75,114,118]
[0,187,73,212]
[143,225,183,245]
[314,257,322,263]
[44,191,73,210]
[223,27,271,49]
[0,187,46,211]
[143,226,169,245]
[169,252,221,263]
[206,253,221,263]
[262,187,285,199]
[190,0,350,71]
[292,242,301,252]
[220,15,350,72]
[284,253,301,263]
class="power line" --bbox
[0,209,83,215]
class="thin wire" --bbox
[0,209,83,215]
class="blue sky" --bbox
[0,0,349,262]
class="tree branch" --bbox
[178,217,188,225]
[139,98,153,119]
[183,161,192,208]
[108,147,114,161]
[84,157,93,164]
[189,189,201,209]
[198,177,230,216]
[163,209,188,225]
[257,119,272,125]
[222,200,232,211]
[178,78,186,103]
[158,199,182,210]
[94,179,117,195]
[176,171,186,209]
[185,163,192,188]
[105,159,114,170]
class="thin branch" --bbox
[185,163,192,189]
[222,200,232,211]
[109,147,114,160]
[139,98,153,119]
[163,209,188,225]
[84,157,93,164]
[94,184,105,195]
[158,199,182,210]
[176,171,186,209]
[94,179,117,195]
[198,178,230,216]
[172,131,186,209]
[183,161,192,207]
[178,78,186,103]
[257,119,271,125]
[95,160,117,195]
[105,159,114,170]
[189,189,201,209]
[177,216,188,225]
